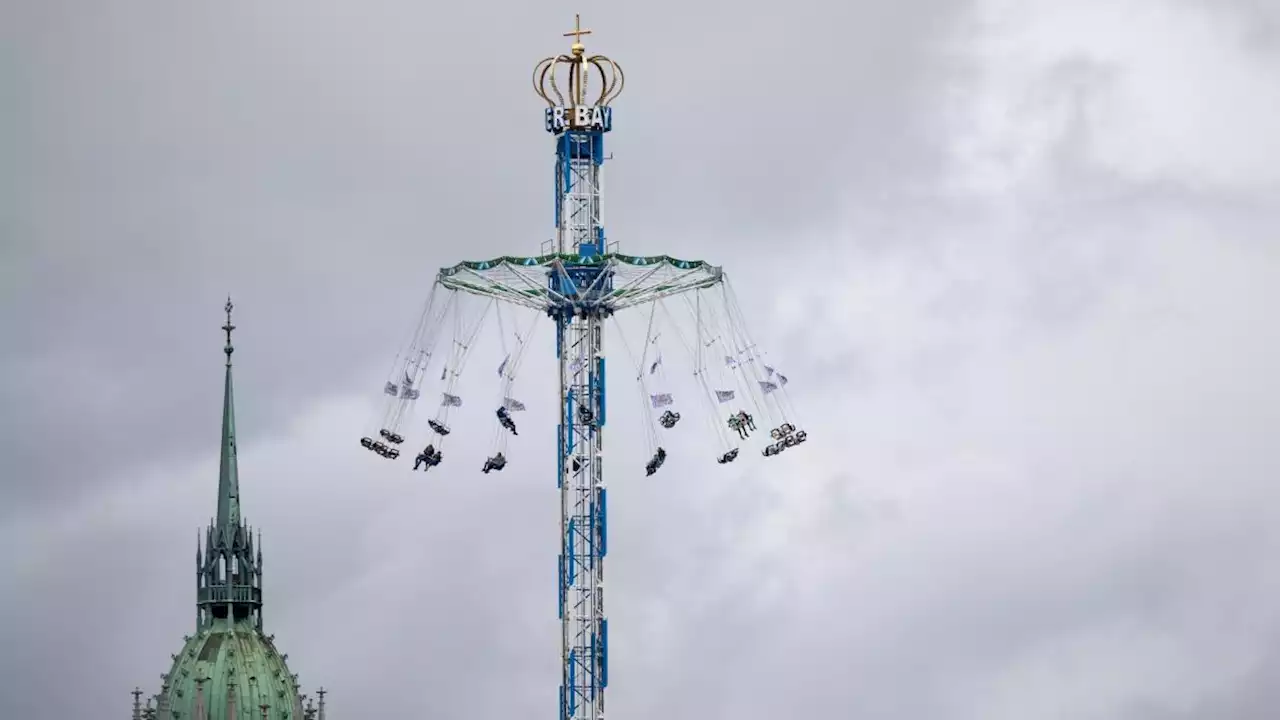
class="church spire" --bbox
[217,297,240,531]
[197,298,263,630]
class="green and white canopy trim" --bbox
[437,253,724,311]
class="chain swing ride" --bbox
[357,17,807,720]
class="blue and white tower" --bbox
[534,18,621,720]
[412,16,727,720]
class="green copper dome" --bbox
[141,301,326,720]
[162,623,302,720]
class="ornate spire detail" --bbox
[197,298,263,630]
[223,296,235,365]
[217,297,240,530]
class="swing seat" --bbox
[795,430,807,443]
[360,437,375,450]
[429,420,451,436]
[386,448,400,460]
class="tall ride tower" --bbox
[536,16,621,720]
[377,16,734,720]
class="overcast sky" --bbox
[3,0,1280,718]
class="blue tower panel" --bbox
[567,518,576,584]
[558,553,565,619]
[554,131,607,256]
[587,368,597,432]
[557,424,564,488]
[590,630,597,700]
[552,271,579,297]
[590,501,599,564]
[565,391,576,454]
[596,357,606,426]
[597,487,607,558]
[567,652,577,715]
[557,130,606,163]
[555,159,564,229]
[600,619,609,688]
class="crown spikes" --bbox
[533,18,624,111]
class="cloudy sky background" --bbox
[3,0,1280,717]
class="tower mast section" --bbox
[535,17,622,720]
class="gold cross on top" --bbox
[564,13,592,50]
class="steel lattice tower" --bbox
[544,19,617,720]
[429,17,725,720]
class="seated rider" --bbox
[414,444,438,471]
[482,452,507,474]
[497,407,518,435]
[645,447,668,476]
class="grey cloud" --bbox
[1,0,969,518]
[5,0,1280,718]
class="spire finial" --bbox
[215,297,241,531]
[563,13,592,56]
[222,297,235,366]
